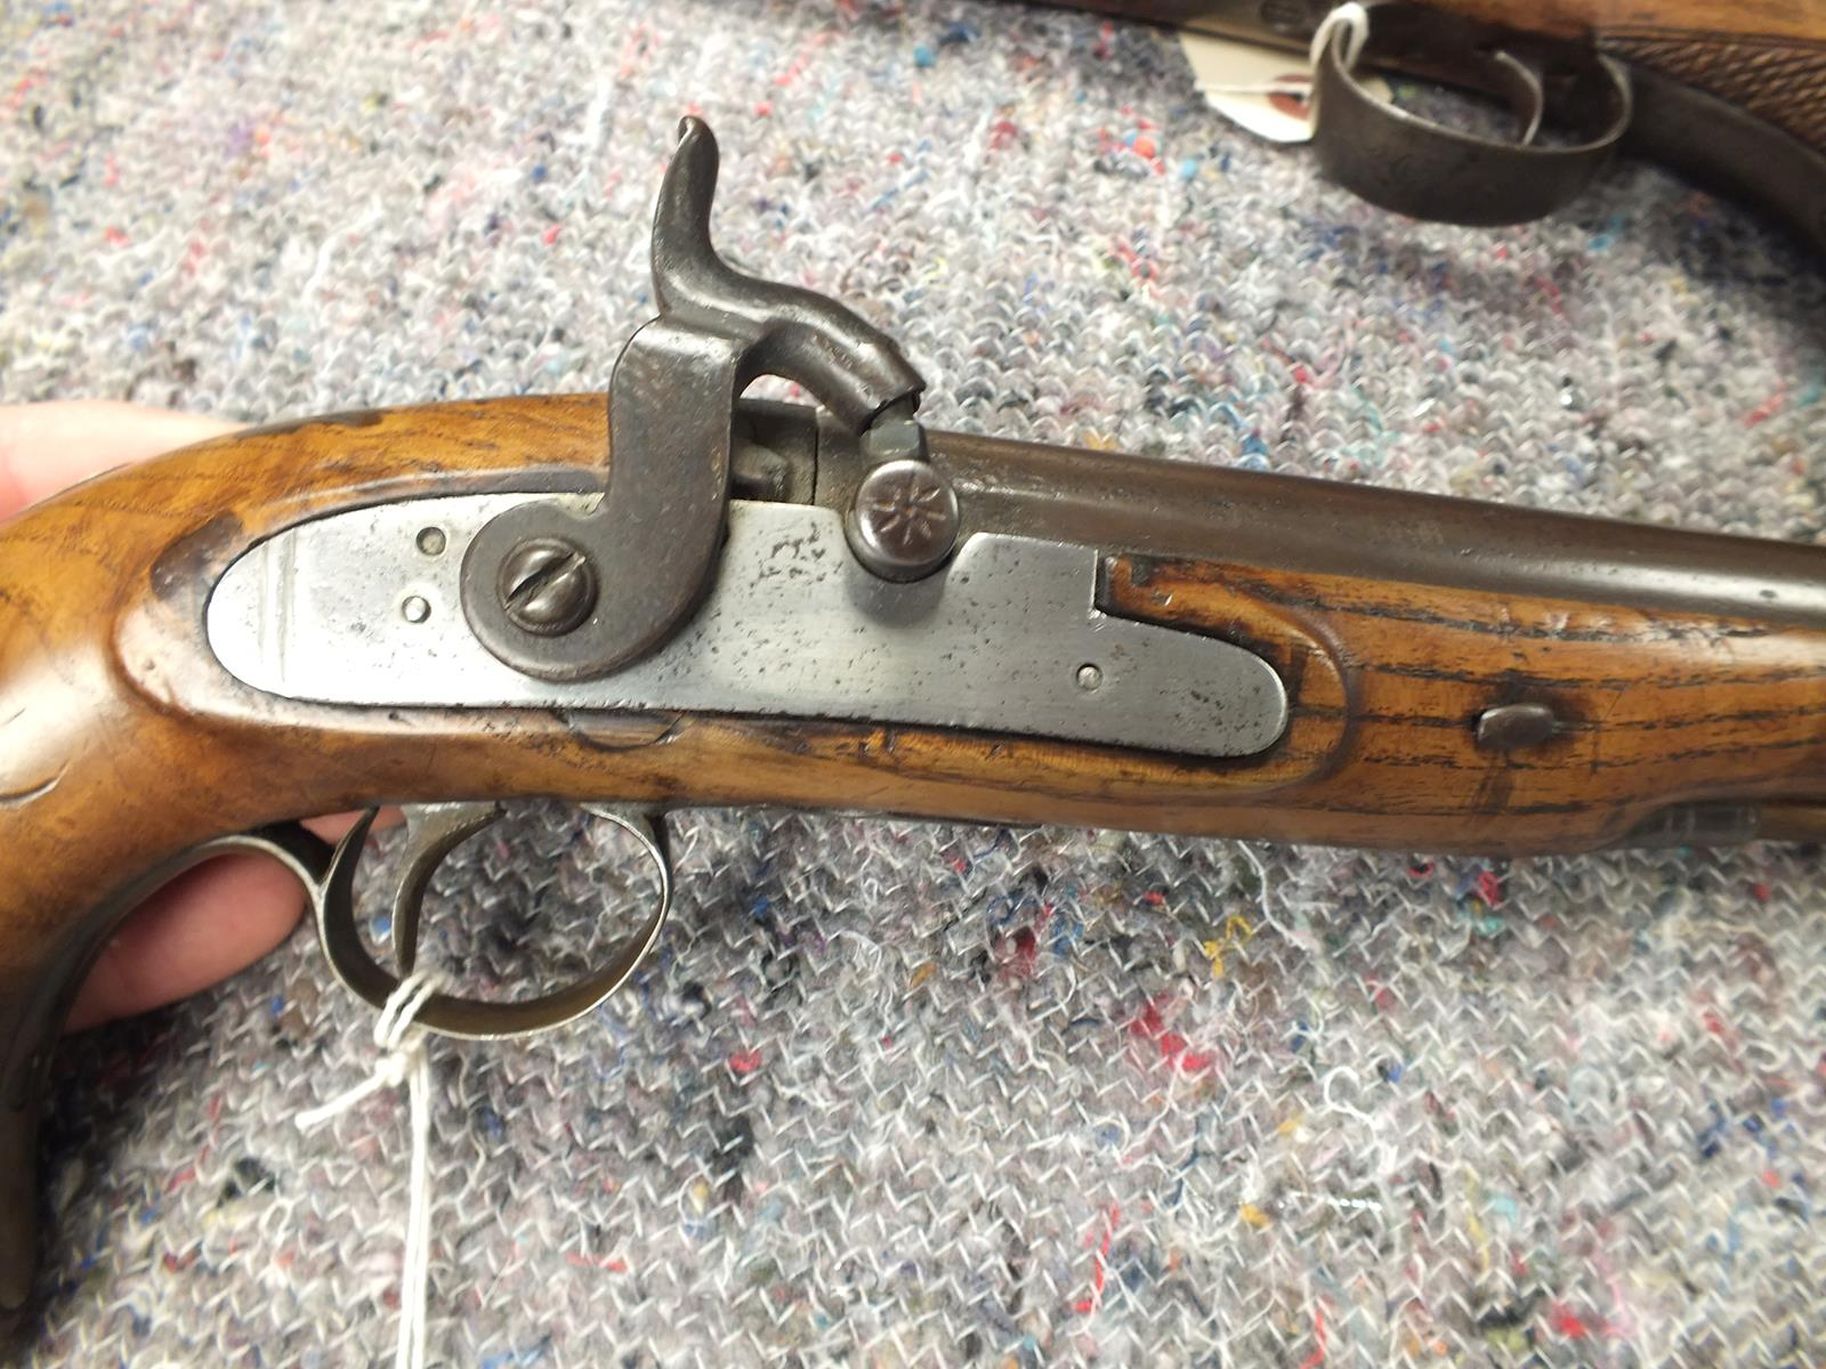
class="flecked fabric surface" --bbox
[5,1,1826,1364]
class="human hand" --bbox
[0,400,367,1031]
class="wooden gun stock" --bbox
[3,398,1825,1315]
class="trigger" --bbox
[388,803,506,975]
[314,801,672,1040]
[315,802,503,1016]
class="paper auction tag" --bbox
[1180,29,1390,144]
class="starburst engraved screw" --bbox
[846,458,961,582]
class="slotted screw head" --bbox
[497,538,599,636]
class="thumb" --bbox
[0,400,238,518]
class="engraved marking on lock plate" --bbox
[208,497,1289,758]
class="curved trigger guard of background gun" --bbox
[1309,1,1632,227]
[313,802,672,1040]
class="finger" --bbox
[0,400,237,518]
[65,810,405,1031]
[303,808,404,844]
[65,854,308,1032]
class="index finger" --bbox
[0,400,238,519]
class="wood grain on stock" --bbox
[1,392,1825,1311]
[1102,557,1826,845]
[3,393,1825,1005]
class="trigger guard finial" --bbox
[314,803,672,1041]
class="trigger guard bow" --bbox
[1311,1,1632,227]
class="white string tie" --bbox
[1193,3,1371,98]
[1308,3,1371,76]
[296,970,446,1369]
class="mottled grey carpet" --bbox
[4,0,1825,1364]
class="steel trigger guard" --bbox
[314,803,672,1040]
[1311,1,1632,227]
